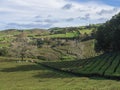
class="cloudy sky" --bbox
[0,0,120,30]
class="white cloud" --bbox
[0,0,120,30]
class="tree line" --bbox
[95,12,120,52]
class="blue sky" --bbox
[0,0,120,30]
[70,0,120,7]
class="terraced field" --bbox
[40,52,120,79]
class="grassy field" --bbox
[0,59,120,90]
[35,32,79,39]
[35,29,92,39]
[79,29,92,34]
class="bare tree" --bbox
[9,32,38,61]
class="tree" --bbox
[0,47,8,56]
[9,32,38,61]
[95,12,120,52]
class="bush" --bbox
[0,47,8,56]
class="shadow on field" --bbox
[0,63,75,78]
[0,62,113,80]
[1,64,46,72]
[33,71,75,79]
[33,71,108,79]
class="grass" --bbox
[79,29,93,34]
[35,32,79,39]
[0,59,120,90]
[35,29,92,39]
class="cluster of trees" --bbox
[9,32,38,61]
[0,32,39,61]
[80,30,96,41]
[0,47,8,56]
[95,12,120,52]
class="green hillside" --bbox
[40,52,120,79]
[0,29,49,48]
[0,26,97,61]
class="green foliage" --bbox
[0,47,8,56]
[95,12,120,52]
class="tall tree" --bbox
[95,12,120,52]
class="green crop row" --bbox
[41,52,120,79]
